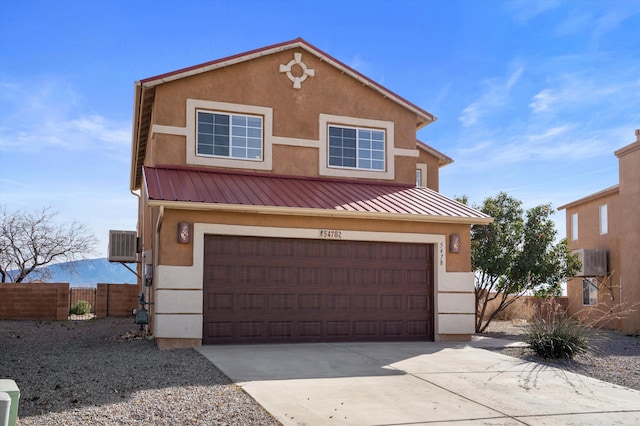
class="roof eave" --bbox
[138,38,436,128]
[557,185,620,211]
[146,199,493,225]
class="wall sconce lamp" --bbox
[449,234,460,253]
[178,222,191,244]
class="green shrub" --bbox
[525,316,594,359]
[70,300,92,315]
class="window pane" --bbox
[198,123,213,134]
[232,147,246,157]
[372,131,384,141]
[600,205,608,235]
[213,145,229,156]
[571,214,579,240]
[232,126,246,136]
[247,116,262,128]
[198,111,214,123]
[196,111,262,159]
[231,115,246,126]
[359,159,371,169]
[214,114,229,125]
[198,143,213,155]
[371,160,384,170]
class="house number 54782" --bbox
[319,229,342,239]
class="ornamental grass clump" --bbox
[525,315,595,359]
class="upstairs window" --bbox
[328,125,385,171]
[197,111,263,160]
[571,213,579,241]
[415,169,422,187]
[599,204,608,235]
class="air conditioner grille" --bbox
[108,230,138,262]
[573,249,607,277]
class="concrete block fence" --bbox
[0,283,139,321]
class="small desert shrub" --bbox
[525,315,596,359]
[70,300,92,315]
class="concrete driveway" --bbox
[197,338,640,425]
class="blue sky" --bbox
[1,0,639,257]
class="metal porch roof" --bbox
[143,166,492,224]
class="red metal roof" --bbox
[144,166,491,224]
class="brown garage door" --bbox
[203,235,434,344]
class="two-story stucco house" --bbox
[558,129,640,335]
[130,38,491,349]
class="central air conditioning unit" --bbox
[108,230,139,263]
[573,249,608,277]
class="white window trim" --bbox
[416,164,427,187]
[571,213,579,241]
[319,114,398,180]
[599,204,608,235]
[327,124,386,171]
[196,110,264,161]
[152,104,419,179]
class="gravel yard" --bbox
[0,317,281,425]
[484,319,640,392]
[1,317,638,425]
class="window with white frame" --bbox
[197,110,263,160]
[571,213,579,241]
[599,204,608,235]
[582,278,598,305]
[328,125,385,171]
[415,169,422,187]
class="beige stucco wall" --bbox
[615,138,640,333]
[152,219,476,347]
[564,190,621,328]
[156,208,472,273]
[145,48,428,185]
[564,133,640,334]
[134,45,481,347]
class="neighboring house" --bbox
[558,129,640,334]
[129,38,491,349]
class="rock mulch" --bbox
[2,317,638,425]
[484,319,640,392]
[0,317,281,425]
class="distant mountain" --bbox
[27,258,138,287]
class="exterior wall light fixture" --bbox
[178,222,191,244]
[449,234,460,253]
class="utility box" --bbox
[0,380,19,426]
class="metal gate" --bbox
[69,286,97,320]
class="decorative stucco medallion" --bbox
[279,52,315,89]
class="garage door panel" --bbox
[203,235,434,344]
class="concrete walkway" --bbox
[197,338,640,425]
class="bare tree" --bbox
[0,206,98,283]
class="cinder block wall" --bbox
[0,283,70,320]
[96,283,139,318]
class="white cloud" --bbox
[508,0,562,23]
[459,66,524,127]
[0,79,130,153]
[530,76,640,115]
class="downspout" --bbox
[151,205,164,336]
